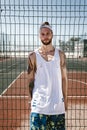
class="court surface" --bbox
[0,71,87,130]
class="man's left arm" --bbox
[60,51,68,111]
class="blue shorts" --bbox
[30,113,65,130]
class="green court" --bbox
[0,57,27,94]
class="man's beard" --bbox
[41,39,52,45]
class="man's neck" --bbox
[40,44,54,53]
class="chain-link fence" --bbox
[0,0,87,129]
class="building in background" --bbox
[83,39,87,57]
[59,38,87,58]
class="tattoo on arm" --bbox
[29,80,34,98]
[29,80,34,88]
[27,52,36,98]
[27,57,33,74]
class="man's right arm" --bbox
[27,52,36,99]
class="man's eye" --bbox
[41,33,45,36]
[41,33,50,36]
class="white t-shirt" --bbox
[31,48,65,115]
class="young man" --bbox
[27,22,68,130]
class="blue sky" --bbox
[1,0,87,50]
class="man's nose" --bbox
[43,34,48,38]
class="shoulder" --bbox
[58,49,66,58]
[58,49,66,67]
[27,51,37,73]
[28,51,36,59]
[28,51,36,70]
[28,51,36,63]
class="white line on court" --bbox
[0,95,86,100]
[68,96,87,99]
[68,79,87,86]
[0,95,31,103]
[1,71,24,96]
[68,79,87,98]
[0,95,29,98]
[68,71,87,73]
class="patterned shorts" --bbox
[30,113,65,130]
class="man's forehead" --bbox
[40,28,52,33]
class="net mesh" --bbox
[0,0,87,129]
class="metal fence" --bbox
[0,0,87,130]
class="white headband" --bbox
[40,24,52,31]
